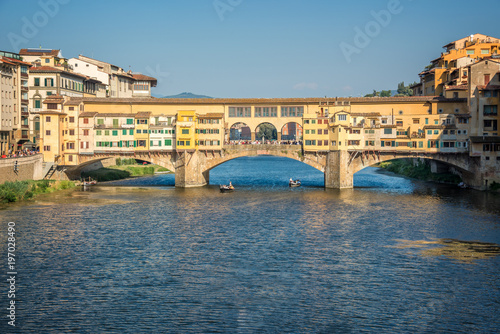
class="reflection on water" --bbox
[1,156,499,333]
[393,239,500,262]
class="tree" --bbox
[257,123,277,141]
[397,81,415,96]
[380,90,392,97]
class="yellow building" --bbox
[134,112,151,151]
[175,110,197,151]
[418,34,500,97]
[37,96,66,163]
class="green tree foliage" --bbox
[256,123,277,141]
[380,90,392,97]
[397,81,416,96]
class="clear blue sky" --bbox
[1,0,499,98]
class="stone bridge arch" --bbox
[203,145,326,173]
[174,145,328,187]
[68,152,178,179]
[346,151,482,187]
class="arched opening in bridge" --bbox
[353,157,466,189]
[255,122,278,142]
[209,155,324,187]
[281,122,303,142]
[229,122,251,141]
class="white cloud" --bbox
[293,82,319,90]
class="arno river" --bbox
[1,156,500,333]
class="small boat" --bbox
[220,183,235,193]
[83,177,97,186]
[289,179,301,187]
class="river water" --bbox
[1,156,500,333]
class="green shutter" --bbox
[134,141,137,147]
[129,129,133,135]
[123,129,127,135]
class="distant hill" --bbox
[162,92,213,99]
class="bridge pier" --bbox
[325,151,353,189]
[175,151,210,187]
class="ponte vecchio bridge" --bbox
[41,96,496,189]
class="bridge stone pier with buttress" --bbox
[75,145,485,189]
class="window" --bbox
[105,130,110,136]
[318,129,322,135]
[69,130,75,136]
[113,119,119,126]
[425,118,428,124]
[438,108,443,114]
[413,119,420,124]
[481,49,489,54]
[466,49,474,55]
[112,130,118,136]
[97,119,104,125]
[45,116,51,122]
[396,121,403,126]
[384,128,392,135]
[186,140,191,146]
[338,114,347,121]
[45,130,51,135]
[484,105,498,116]
[69,117,74,123]
[127,119,134,124]
[129,130,134,135]
[35,100,41,108]
[34,78,40,86]
[143,130,148,134]
[96,130,102,135]
[43,145,50,151]
[165,139,172,146]
[83,118,89,124]
[122,129,127,135]
[83,130,89,136]
[182,129,189,134]
[228,107,252,117]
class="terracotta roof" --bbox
[381,125,397,128]
[135,112,152,118]
[93,113,137,118]
[33,110,67,115]
[19,49,60,57]
[71,96,464,106]
[350,112,381,117]
[198,113,224,118]
[79,112,98,117]
[29,66,63,73]
[446,85,468,90]
[30,66,89,79]
[0,58,16,66]
[477,85,500,90]
[2,57,32,66]
[43,95,64,103]
[64,101,81,106]
[131,74,157,82]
